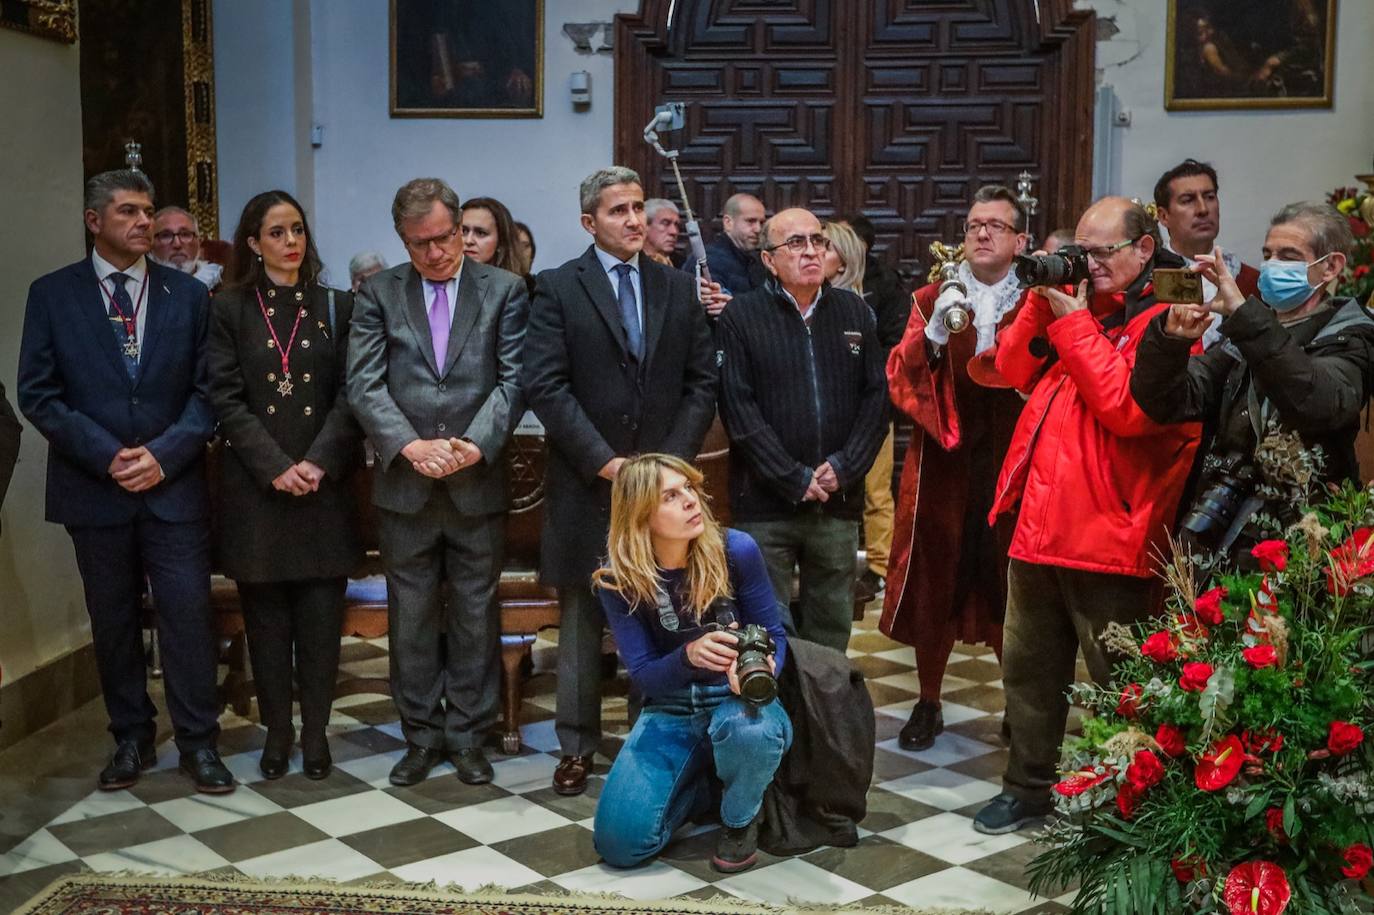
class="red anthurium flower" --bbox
[1172,854,1208,883]
[1251,540,1289,572]
[1053,767,1114,797]
[1115,780,1141,819]
[1222,861,1291,915]
[1243,645,1278,669]
[1116,683,1144,718]
[1155,723,1187,757]
[1264,807,1288,844]
[1326,527,1374,596]
[1125,749,1165,792]
[1327,721,1364,756]
[1141,631,1178,663]
[1242,729,1284,755]
[1177,611,1210,640]
[1256,576,1279,613]
[1179,661,1214,693]
[1196,735,1246,792]
[1194,586,1227,625]
[1341,843,1373,880]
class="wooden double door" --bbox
[615,0,1096,277]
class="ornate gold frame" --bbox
[181,0,219,238]
[389,0,545,119]
[0,0,77,43]
[1165,0,1337,111]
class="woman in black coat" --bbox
[208,190,362,780]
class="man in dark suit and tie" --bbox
[348,177,528,787]
[17,169,231,793]
[523,166,718,796]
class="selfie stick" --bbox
[643,103,711,282]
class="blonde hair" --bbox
[824,221,867,294]
[592,454,732,619]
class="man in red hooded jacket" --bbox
[972,197,1202,835]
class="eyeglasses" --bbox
[403,225,460,253]
[765,233,831,254]
[962,220,1018,238]
[154,230,198,243]
[1083,238,1139,261]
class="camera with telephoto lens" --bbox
[733,624,777,706]
[1179,452,1259,550]
[1013,245,1092,288]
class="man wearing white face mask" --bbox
[1132,201,1374,555]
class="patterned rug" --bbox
[17,873,986,914]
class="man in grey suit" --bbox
[349,178,527,786]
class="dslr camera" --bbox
[1013,245,1092,288]
[1179,452,1259,551]
[733,624,777,706]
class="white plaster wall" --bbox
[0,28,92,683]
[1082,0,1374,263]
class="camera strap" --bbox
[654,584,679,632]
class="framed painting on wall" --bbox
[390,0,543,118]
[1165,0,1336,110]
[0,0,77,42]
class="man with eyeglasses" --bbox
[149,207,222,292]
[348,177,529,788]
[879,185,1030,754]
[971,197,1202,835]
[717,208,890,653]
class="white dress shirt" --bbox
[421,262,463,330]
[594,246,644,328]
[91,250,150,354]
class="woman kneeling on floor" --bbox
[591,453,792,874]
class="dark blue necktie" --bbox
[613,263,643,360]
[108,272,138,377]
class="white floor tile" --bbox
[84,834,229,875]
[875,698,985,727]
[335,748,408,788]
[291,790,424,837]
[716,858,872,906]
[375,721,406,742]
[876,731,998,768]
[870,645,917,666]
[390,844,543,889]
[220,750,272,784]
[871,672,978,695]
[333,691,389,709]
[236,838,383,882]
[877,767,1003,811]
[48,789,146,826]
[517,719,561,754]
[0,830,79,877]
[488,752,558,794]
[552,860,707,900]
[882,811,1028,864]
[433,795,571,844]
[151,786,282,833]
[885,865,1036,913]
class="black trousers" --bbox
[67,515,219,752]
[237,577,346,735]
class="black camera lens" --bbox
[1013,246,1092,288]
[733,624,777,706]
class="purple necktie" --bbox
[428,280,449,368]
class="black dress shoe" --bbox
[259,728,294,780]
[180,748,236,794]
[389,746,445,787]
[452,747,493,785]
[898,699,944,751]
[98,739,156,791]
[301,730,331,780]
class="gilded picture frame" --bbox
[390,0,544,119]
[1165,0,1337,111]
[0,0,78,43]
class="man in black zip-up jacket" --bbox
[718,207,890,652]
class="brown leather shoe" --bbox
[552,755,593,796]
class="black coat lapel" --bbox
[442,262,484,377]
[72,261,133,386]
[640,258,669,370]
[575,246,629,356]
[400,267,441,376]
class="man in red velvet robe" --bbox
[879,186,1029,751]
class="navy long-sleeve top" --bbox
[597,528,789,699]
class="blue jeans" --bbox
[593,682,793,868]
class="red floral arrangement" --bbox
[1327,184,1373,307]
[1029,487,1374,914]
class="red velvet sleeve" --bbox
[886,285,961,451]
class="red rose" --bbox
[1156,723,1187,757]
[1264,806,1288,844]
[1356,264,1372,279]
[1350,217,1371,239]
[1141,631,1178,663]
[1054,767,1114,797]
[1116,780,1140,819]
[1327,721,1365,756]
[1194,586,1228,625]
[1222,861,1292,915]
[1251,540,1289,572]
[1341,843,1373,880]
[1179,661,1214,692]
[1243,645,1278,669]
[1125,749,1166,792]
[1196,735,1246,792]
[1116,682,1144,718]
[1172,854,1207,884]
[1177,612,1210,640]
[1243,728,1284,755]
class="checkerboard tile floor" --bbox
[0,607,1081,912]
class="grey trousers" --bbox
[555,582,606,757]
[736,514,859,654]
[378,489,503,751]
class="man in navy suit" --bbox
[18,170,232,793]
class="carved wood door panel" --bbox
[615,0,1094,279]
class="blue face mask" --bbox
[1259,255,1329,312]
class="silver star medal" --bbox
[277,374,294,397]
[122,336,140,359]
